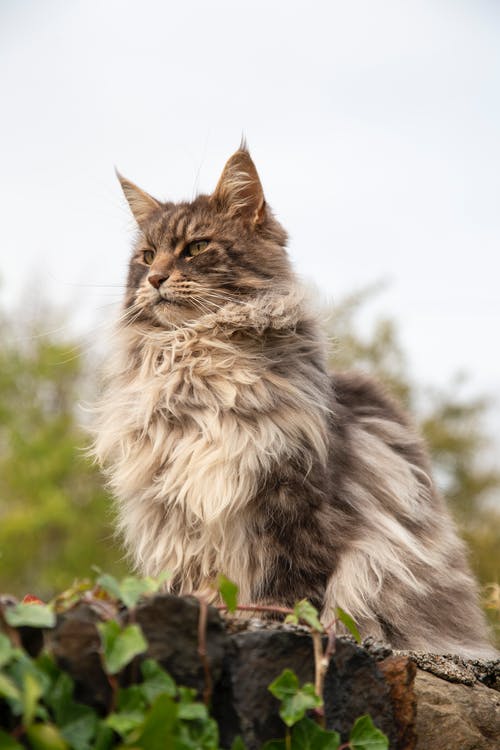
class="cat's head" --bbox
[118,146,292,327]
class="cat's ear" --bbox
[212,147,266,224]
[116,171,161,226]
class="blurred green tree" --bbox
[0,308,126,599]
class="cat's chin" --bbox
[152,299,201,326]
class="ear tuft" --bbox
[116,170,160,226]
[212,148,265,224]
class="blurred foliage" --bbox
[0,309,126,599]
[327,286,500,643]
[0,289,499,644]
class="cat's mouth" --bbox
[150,293,200,325]
[155,297,185,308]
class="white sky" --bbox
[1,1,499,423]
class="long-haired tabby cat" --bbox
[93,145,494,658]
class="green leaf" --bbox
[218,574,239,613]
[131,693,177,749]
[97,621,147,675]
[25,723,69,750]
[43,668,99,748]
[59,707,98,750]
[0,632,17,668]
[22,671,44,728]
[293,600,324,632]
[118,576,159,609]
[269,668,300,700]
[261,741,286,750]
[117,684,147,713]
[45,671,74,722]
[177,701,209,721]
[140,658,177,702]
[269,669,322,727]
[177,685,197,704]
[0,730,24,749]
[0,672,22,702]
[96,572,171,609]
[335,607,361,644]
[4,602,56,629]
[95,573,122,601]
[105,710,145,736]
[291,717,341,749]
[230,737,248,750]
[93,722,115,750]
[349,715,389,750]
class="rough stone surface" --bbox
[323,640,404,747]
[378,656,417,750]
[213,631,414,749]
[414,670,500,750]
[404,650,500,691]
[6,595,499,749]
[46,603,111,711]
[134,594,227,696]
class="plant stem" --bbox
[197,597,212,707]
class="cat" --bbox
[92,144,495,658]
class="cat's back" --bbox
[330,369,433,487]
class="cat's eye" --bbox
[184,240,209,258]
[143,249,156,265]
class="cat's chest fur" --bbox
[94,306,329,597]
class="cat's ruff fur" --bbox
[92,148,495,658]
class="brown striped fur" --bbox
[92,147,495,657]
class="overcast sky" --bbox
[1,1,499,424]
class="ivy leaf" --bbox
[335,607,361,644]
[140,658,177,702]
[293,600,324,632]
[291,717,341,749]
[130,693,177,749]
[22,671,44,728]
[117,684,147,713]
[269,669,322,727]
[60,711,98,750]
[349,715,389,750]
[96,573,171,609]
[114,576,158,609]
[0,632,17,668]
[97,621,147,675]
[25,722,69,750]
[93,722,115,750]
[105,710,145,737]
[0,672,22,702]
[0,730,24,749]
[44,671,74,722]
[44,667,99,748]
[218,574,239,613]
[4,603,56,629]
[178,701,209,721]
[95,574,122,601]
[230,737,248,750]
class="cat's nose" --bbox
[148,273,169,289]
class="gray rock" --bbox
[415,670,500,750]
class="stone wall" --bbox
[22,594,500,749]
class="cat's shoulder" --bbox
[331,370,410,428]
